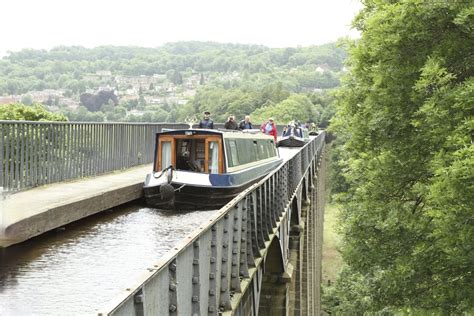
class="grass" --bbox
[322,203,343,286]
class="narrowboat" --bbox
[143,129,283,210]
[277,126,309,147]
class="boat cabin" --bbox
[154,129,278,175]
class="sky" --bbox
[0,0,361,57]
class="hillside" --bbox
[0,41,346,125]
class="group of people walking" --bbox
[197,111,278,141]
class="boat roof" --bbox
[158,128,274,140]
[159,128,220,136]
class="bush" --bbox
[0,103,68,121]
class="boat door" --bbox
[155,136,175,171]
[155,134,223,174]
[205,137,223,174]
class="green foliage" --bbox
[80,90,118,112]
[330,0,474,313]
[106,106,127,122]
[169,70,183,85]
[0,42,346,95]
[20,95,33,105]
[179,82,334,126]
[251,94,317,124]
[187,85,269,122]
[329,138,350,195]
[62,106,105,122]
[0,103,67,121]
[0,42,344,125]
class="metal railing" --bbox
[0,121,189,191]
[0,121,286,192]
[98,132,326,315]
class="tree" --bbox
[79,90,118,112]
[329,1,474,314]
[65,106,105,122]
[170,70,183,85]
[106,106,127,122]
[251,94,317,124]
[0,103,67,121]
[138,95,146,108]
[45,95,54,106]
[20,95,33,105]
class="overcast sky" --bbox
[0,0,361,56]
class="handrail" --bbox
[0,121,286,192]
[98,132,326,315]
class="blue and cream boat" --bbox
[144,129,283,210]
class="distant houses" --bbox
[0,71,231,115]
[0,90,78,110]
[0,96,21,105]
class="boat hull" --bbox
[143,158,283,210]
[144,180,257,210]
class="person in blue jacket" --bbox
[239,115,253,130]
[198,111,214,129]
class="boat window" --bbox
[255,139,277,160]
[175,139,204,172]
[235,139,257,164]
[226,140,239,167]
[208,141,219,173]
[225,138,276,168]
[161,141,171,169]
[267,140,276,157]
[195,141,205,171]
[257,140,266,159]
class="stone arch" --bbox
[308,166,313,189]
[302,177,308,201]
[264,236,285,274]
[260,236,289,316]
[290,197,300,226]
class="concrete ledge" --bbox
[0,164,151,247]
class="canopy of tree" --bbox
[328,0,473,314]
[0,103,67,121]
[174,83,335,127]
[79,90,118,112]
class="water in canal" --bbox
[0,205,217,315]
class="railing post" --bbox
[0,123,4,191]
[269,175,278,228]
[261,184,272,239]
[231,204,243,293]
[169,259,178,315]
[253,190,266,250]
[219,213,232,311]
[240,199,251,278]
[245,195,258,267]
[192,240,201,315]
[208,225,218,315]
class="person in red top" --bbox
[260,118,278,141]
